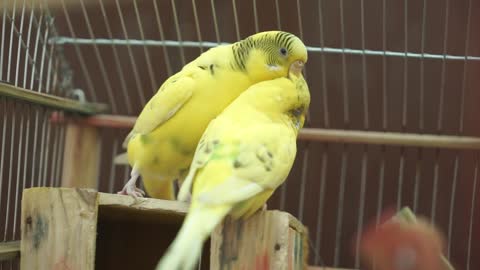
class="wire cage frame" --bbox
[1,0,480,269]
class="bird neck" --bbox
[239,78,309,132]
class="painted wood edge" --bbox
[0,82,108,114]
[0,241,20,261]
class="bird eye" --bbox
[279,47,288,56]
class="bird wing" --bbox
[177,120,222,201]
[188,122,296,206]
[122,75,195,147]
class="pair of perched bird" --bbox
[114,31,310,270]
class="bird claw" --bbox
[118,184,146,198]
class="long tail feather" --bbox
[156,206,230,270]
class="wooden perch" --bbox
[50,114,480,150]
[1,0,117,12]
[298,129,480,150]
[50,112,135,129]
[0,82,108,115]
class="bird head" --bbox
[233,31,308,82]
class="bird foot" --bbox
[117,166,145,198]
[262,203,268,211]
[118,183,145,198]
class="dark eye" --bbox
[279,47,288,56]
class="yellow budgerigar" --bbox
[115,31,307,199]
[156,60,310,270]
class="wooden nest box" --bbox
[20,187,309,270]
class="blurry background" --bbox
[1,0,480,269]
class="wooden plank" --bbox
[210,210,308,270]
[52,114,480,150]
[20,188,98,270]
[0,241,20,261]
[0,82,108,115]
[61,122,101,188]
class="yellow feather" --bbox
[156,65,311,270]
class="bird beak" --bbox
[289,60,304,77]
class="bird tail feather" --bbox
[156,206,230,270]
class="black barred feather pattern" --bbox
[231,32,297,71]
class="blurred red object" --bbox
[358,208,446,270]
